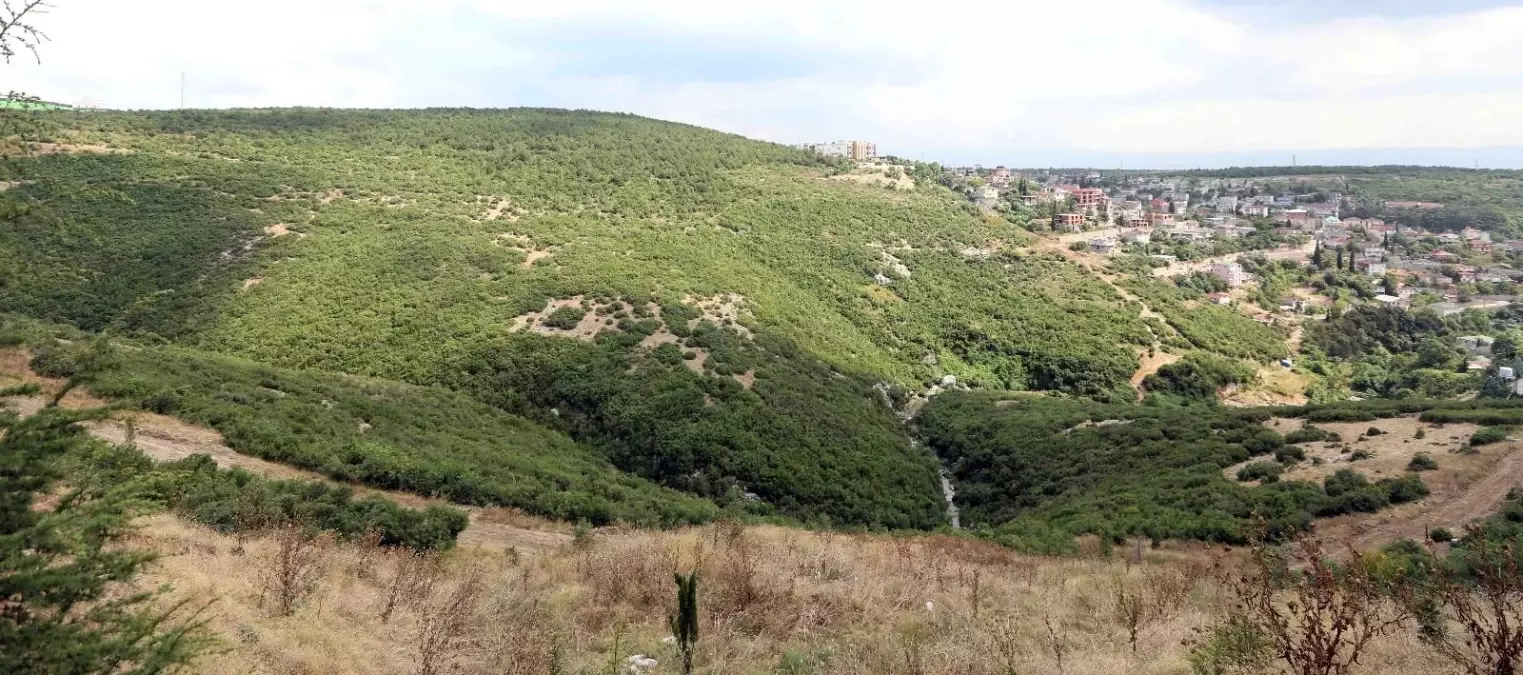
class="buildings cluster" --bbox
[798,140,877,162]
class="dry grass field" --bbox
[119,514,1465,675]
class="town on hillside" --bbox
[798,141,1523,388]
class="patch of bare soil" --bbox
[27,141,126,155]
[1234,416,1475,485]
[826,163,916,191]
[241,278,263,291]
[477,196,518,222]
[263,223,290,237]
[319,188,344,204]
[0,350,568,554]
[1227,415,1516,550]
[734,369,756,390]
[490,233,555,267]
[685,293,753,339]
[1130,349,1179,402]
[1221,367,1309,407]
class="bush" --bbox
[1365,426,1384,437]
[1274,445,1306,464]
[1285,425,1339,445]
[1350,449,1373,461]
[1472,427,1511,447]
[1237,461,1284,484]
[1144,352,1256,400]
[541,305,587,330]
[1407,452,1438,471]
[1430,527,1454,543]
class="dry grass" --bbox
[127,515,1460,675]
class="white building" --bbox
[1089,237,1118,255]
[1211,262,1249,288]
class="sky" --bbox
[7,0,1523,168]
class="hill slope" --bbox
[0,108,1276,529]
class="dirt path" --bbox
[1,371,569,554]
[1030,233,1180,400]
[1296,430,1523,551]
[1129,350,1181,403]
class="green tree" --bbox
[0,386,209,673]
[669,571,699,675]
[1495,331,1523,363]
[1416,336,1460,370]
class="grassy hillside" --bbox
[0,108,1188,528]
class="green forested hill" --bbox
[0,108,1162,529]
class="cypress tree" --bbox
[669,571,699,674]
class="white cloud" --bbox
[6,0,1523,163]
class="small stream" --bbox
[881,381,961,529]
[938,466,960,529]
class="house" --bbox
[1211,262,1249,288]
[973,185,1000,208]
[1472,240,1495,253]
[1437,232,1462,244]
[1208,292,1232,306]
[1054,213,1084,231]
[1150,198,1170,211]
[1428,302,1466,317]
[1120,229,1152,245]
[1278,297,1304,312]
[1216,195,1238,213]
[1168,226,1213,243]
[1358,261,1388,277]
[1147,212,1175,227]
[1073,188,1106,209]
[1088,237,1118,255]
[1374,294,1405,308]
[1242,204,1270,217]
[989,166,1013,187]
[1215,224,1255,239]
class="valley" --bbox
[7,107,1523,674]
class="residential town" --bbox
[938,164,1523,324]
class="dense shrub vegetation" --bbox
[1143,352,1256,400]
[64,441,467,550]
[918,393,1428,545]
[28,336,720,527]
[0,109,1195,528]
[1122,279,1288,361]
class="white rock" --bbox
[625,655,658,674]
[940,375,957,387]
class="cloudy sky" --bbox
[8,0,1523,167]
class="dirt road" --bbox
[1343,445,1523,551]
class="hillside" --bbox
[0,108,1175,529]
